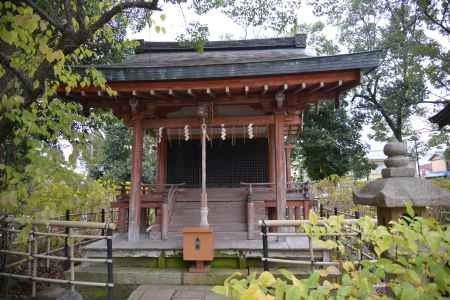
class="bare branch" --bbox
[88,0,161,34]
[0,50,33,95]
[422,101,450,105]
[64,0,74,33]
[421,5,450,34]
[75,0,87,32]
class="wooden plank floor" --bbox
[127,285,230,300]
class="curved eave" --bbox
[429,103,450,129]
[74,50,382,82]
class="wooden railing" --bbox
[113,182,186,235]
[240,182,275,194]
[241,181,314,239]
[0,217,115,299]
[155,183,185,240]
[167,183,185,221]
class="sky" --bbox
[125,1,448,164]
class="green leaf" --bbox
[405,202,415,218]
[286,286,302,300]
[310,210,318,225]
[211,286,228,296]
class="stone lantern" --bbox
[353,141,450,225]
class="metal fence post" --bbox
[101,209,106,236]
[0,224,8,297]
[27,231,33,298]
[261,221,269,271]
[106,226,113,300]
[64,210,70,270]
[31,227,37,298]
[319,203,324,218]
[46,225,51,271]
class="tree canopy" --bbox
[309,0,449,142]
[296,103,373,181]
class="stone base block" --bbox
[377,206,426,226]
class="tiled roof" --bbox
[75,50,382,82]
[429,103,450,129]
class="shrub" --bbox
[212,209,450,299]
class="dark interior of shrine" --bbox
[167,138,268,187]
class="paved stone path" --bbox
[127,285,230,300]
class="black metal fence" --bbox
[260,218,377,272]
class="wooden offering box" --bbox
[183,227,214,272]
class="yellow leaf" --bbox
[319,269,329,277]
[257,271,276,288]
[342,261,354,272]
[240,284,266,300]
[325,265,339,274]
[310,210,318,225]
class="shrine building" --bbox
[67,34,380,246]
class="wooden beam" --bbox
[324,80,343,92]
[278,83,288,94]
[225,86,231,96]
[292,82,307,95]
[143,115,283,129]
[187,89,195,97]
[244,86,249,96]
[309,82,325,93]
[72,70,361,93]
[206,88,215,97]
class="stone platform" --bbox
[127,285,229,300]
[84,233,329,269]
[78,234,330,299]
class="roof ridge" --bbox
[135,34,307,53]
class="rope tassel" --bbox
[184,125,190,141]
[248,123,254,139]
[220,124,226,140]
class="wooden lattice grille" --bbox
[167,138,268,187]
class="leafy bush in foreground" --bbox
[213,209,449,299]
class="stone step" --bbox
[73,265,338,293]
[173,204,246,210]
[171,231,248,240]
[152,223,248,232]
[149,231,248,240]
[168,217,246,224]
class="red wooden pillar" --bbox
[128,113,144,241]
[295,205,302,220]
[274,114,286,221]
